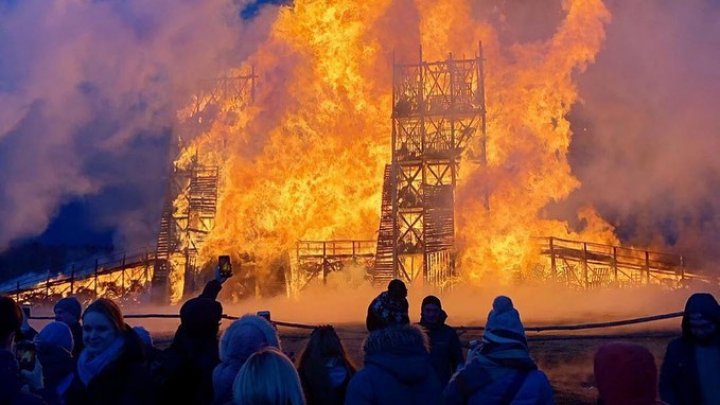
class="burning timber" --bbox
[1,50,712,307]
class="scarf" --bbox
[77,336,125,386]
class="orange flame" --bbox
[172,0,617,296]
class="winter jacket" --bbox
[68,322,84,358]
[212,315,280,405]
[660,293,720,405]
[155,280,224,405]
[419,311,463,387]
[0,349,46,405]
[345,325,442,405]
[36,343,74,405]
[64,330,153,405]
[443,347,554,405]
[366,292,409,332]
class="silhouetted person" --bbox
[0,295,45,405]
[345,324,442,405]
[35,321,75,405]
[444,296,554,405]
[418,295,463,387]
[594,342,660,405]
[366,279,409,332]
[157,269,229,405]
[660,293,720,405]
[54,297,84,357]
[297,326,355,405]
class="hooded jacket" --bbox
[660,293,720,405]
[345,325,442,405]
[212,315,280,405]
[419,310,463,387]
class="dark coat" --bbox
[419,311,464,387]
[155,280,223,405]
[345,325,442,405]
[65,330,152,405]
[68,322,84,358]
[659,293,720,405]
[659,337,704,405]
[0,349,46,405]
[444,355,555,405]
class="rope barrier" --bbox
[29,311,684,334]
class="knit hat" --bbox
[483,296,527,347]
[84,298,127,332]
[387,279,407,299]
[54,297,82,320]
[133,326,153,347]
[37,321,74,353]
[421,295,442,309]
[594,342,658,405]
[0,296,22,341]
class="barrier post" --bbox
[94,259,99,297]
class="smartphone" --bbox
[257,310,271,322]
[15,341,35,371]
[218,255,232,278]
[21,304,31,319]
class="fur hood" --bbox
[364,324,429,356]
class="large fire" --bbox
[171,0,619,300]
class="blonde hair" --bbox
[232,347,306,405]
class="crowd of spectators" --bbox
[1,272,718,404]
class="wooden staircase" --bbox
[373,164,395,284]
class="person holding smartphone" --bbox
[156,260,232,405]
[0,296,45,405]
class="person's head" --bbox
[363,324,430,356]
[682,293,720,343]
[483,296,527,349]
[179,296,223,340]
[232,347,305,405]
[0,296,22,349]
[220,315,280,364]
[298,325,354,373]
[37,321,74,354]
[420,295,443,325]
[82,298,127,356]
[387,279,407,299]
[54,297,82,325]
[594,342,658,405]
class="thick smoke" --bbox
[0,0,278,250]
[564,0,720,270]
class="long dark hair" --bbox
[296,326,356,404]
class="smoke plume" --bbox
[0,0,278,250]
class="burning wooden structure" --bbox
[373,45,487,286]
